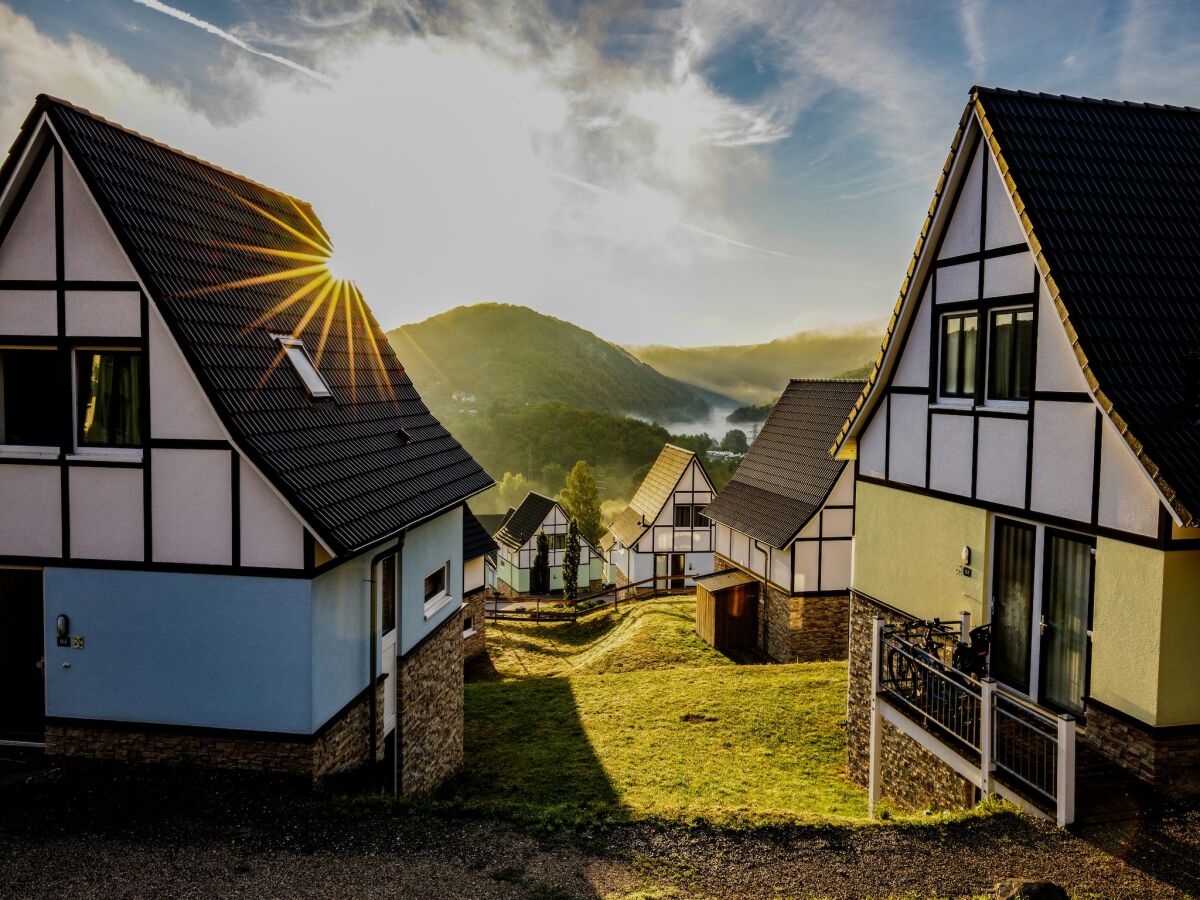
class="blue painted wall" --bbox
[310,542,385,729]
[400,506,463,655]
[43,568,313,733]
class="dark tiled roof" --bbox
[694,568,756,592]
[608,444,698,547]
[705,380,863,548]
[494,493,557,550]
[474,513,507,537]
[974,87,1200,525]
[462,508,498,560]
[3,96,492,555]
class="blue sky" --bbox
[2,1,1198,344]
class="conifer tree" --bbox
[562,520,581,604]
[532,531,550,595]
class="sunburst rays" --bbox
[176,180,398,406]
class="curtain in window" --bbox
[991,519,1034,692]
[1041,534,1092,716]
[79,352,142,446]
[990,309,1033,401]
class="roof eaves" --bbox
[971,88,1196,528]
[830,98,976,460]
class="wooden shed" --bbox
[694,569,759,650]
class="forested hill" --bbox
[387,303,711,422]
[629,328,880,405]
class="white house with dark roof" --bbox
[701,379,864,662]
[601,444,715,589]
[0,95,493,795]
[835,87,1200,825]
[494,492,602,595]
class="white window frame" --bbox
[422,561,453,619]
[70,345,144,462]
[273,334,332,399]
[982,303,1035,411]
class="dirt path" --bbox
[1,758,1197,899]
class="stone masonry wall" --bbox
[1083,701,1200,796]
[792,594,850,662]
[45,681,383,781]
[847,590,975,812]
[760,583,792,662]
[398,608,465,796]
[462,590,487,661]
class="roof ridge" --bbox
[36,94,315,209]
[971,85,1200,114]
[787,377,869,384]
[662,443,697,455]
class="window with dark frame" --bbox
[673,505,692,528]
[0,348,59,446]
[463,616,473,634]
[989,307,1034,402]
[380,553,396,637]
[423,564,447,602]
[76,349,143,448]
[939,313,978,399]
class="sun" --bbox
[176,179,396,405]
[323,252,350,284]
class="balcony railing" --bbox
[869,616,1075,826]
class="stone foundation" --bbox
[45,680,384,782]
[847,590,975,812]
[462,590,487,660]
[397,607,464,796]
[714,555,848,663]
[1082,701,1200,796]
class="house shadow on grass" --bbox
[1071,796,1200,898]
[436,676,623,829]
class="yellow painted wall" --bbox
[1158,550,1200,725]
[1091,538,1165,724]
[853,481,988,623]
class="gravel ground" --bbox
[1,753,1197,899]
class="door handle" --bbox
[1039,616,1047,636]
[35,657,44,672]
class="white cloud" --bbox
[958,0,987,78]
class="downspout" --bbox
[394,532,404,796]
[367,540,400,776]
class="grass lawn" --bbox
[438,598,870,827]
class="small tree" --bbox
[562,520,581,604]
[559,460,601,544]
[532,531,551,595]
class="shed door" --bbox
[0,571,44,743]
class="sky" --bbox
[1,1,1198,345]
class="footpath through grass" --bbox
[439,597,870,828]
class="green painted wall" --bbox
[1091,537,1165,724]
[1158,549,1200,725]
[853,481,989,624]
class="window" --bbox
[380,553,396,636]
[673,505,692,528]
[76,350,143,447]
[989,307,1034,401]
[694,508,709,528]
[547,533,567,551]
[275,335,331,399]
[0,349,59,446]
[462,616,474,636]
[939,313,978,399]
[424,564,447,603]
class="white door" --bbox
[378,554,398,737]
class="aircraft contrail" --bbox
[547,169,805,262]
[131,0,335,85]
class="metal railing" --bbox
[484,575,692,623]
[869,615,1075,826]
[878,624,982,757]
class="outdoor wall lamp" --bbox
[56,614,70,647]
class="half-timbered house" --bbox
[0,96,493,795]
[702,379,863,661]
[835,87,1200,823]
[602,444,715,590]
[494,492,601,595]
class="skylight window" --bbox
[274,335,331,399]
